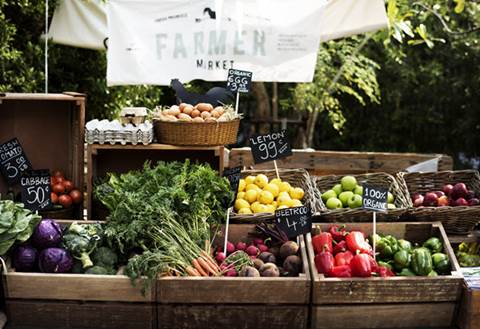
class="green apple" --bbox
[339,191,354,208]
[321,189,337,202]
[387,203,396,209]
[348,194,363,209]
[354,185,363,196]
[341,176,357,191]
[332,184,343,196]
[387,192,394,203]
[326,197,343,210]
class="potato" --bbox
[217,114,229,122]
[164,114,178,122]
[168,106,180,116]
[196,103,213,112]
[192,116,204,123]
[201,111,211,119]
[183,105,194,115]
[214,106,225,115]
[205,117,217,123]
[210,110,221,119]
[177,113,192,122]
[179,103,189,111]
[191,109,201,118]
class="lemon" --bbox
[289,187,305,200]
[272,201,278,208]
[234,199,250,211]
[278,191,291,200]
[245,175,256,185]
[237,192,246,200]
[277,205,289,210]
[246,184,261,192]
[270,178,282,187]
[251,202,267,213]
[279,181,291,193]
[238,179,246,192]
[245,189,259,203]
[254,174,269,188]
[259,190,274,204]
[264,204,276,213]
[264,183,279,197]
[250,201,260,210]
[291,199,303,207]
[238,207,253,214]
[277,193,292,207]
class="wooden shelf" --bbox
[89,143,223,155]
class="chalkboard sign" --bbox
[223,166,242,207]
[275,206,312,238]
[362,184,388,212]
[249,130,292,164]
[20,170,52,211]
[226,69,252,93]
[0,138,32,185]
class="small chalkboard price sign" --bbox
[223,166,242,206]
[20,170,52,211]
[249,130,292,165]
[0,138,32,185]
[362,184,388,212]
[275,206,312,239]
[226,69,252,94]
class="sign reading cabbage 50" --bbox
[106,0,327,86]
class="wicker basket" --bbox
[396,170,480,234]
[153,119,240,146]
[230,168,324,223]
[313,172,411,222]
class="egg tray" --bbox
[85,128,154,145]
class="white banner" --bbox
[106,0,328,86]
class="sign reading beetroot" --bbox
[249,130,292,164]
[275,205,312,238]
[362,185,387,212]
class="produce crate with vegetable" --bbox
[231,168,323,223]
[306,222,463,329]
[314,173,411,222]
[0,93,85,220]
[397,170,480,234]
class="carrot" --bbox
[201,250,220,271]
[197,257,217,276]
[185,266,200,277]
[192,259,208,277]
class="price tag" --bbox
[275,206,312,238]
[0,138,32,185]
[226,69,252,93]
[249,130,292,164]
[362,184,388,212]
[20,170,52,211]
[223,166,241,207]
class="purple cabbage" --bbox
[32,219,63,249]
[38,248,73,273]
[12,245,38,272]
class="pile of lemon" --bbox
[234,174,305,214]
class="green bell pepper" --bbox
[397,268,416,276]
[398,239,412,251]
[411,247,433,276]
[393,249,411,271]
[423,237,443,253]
[432,252,450,275]
[376,235,399,260]
[378,261,393,270]
[428,270,438,277]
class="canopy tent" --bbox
[47,0,388,85]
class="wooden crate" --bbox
[156,224,311,329]
[458,280,480,329]
[306,222,463,329]
[0,93,85,219]
[86,144,225,220]
[228,148,453,175]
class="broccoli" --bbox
[62,222,103,269]
[92,246,118,268]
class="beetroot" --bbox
[239,266,260,277]
[253,238,264,246]
[246,245,259,256]
[260,263,280,277]
[226,268,237,277]
[236,241,247,251]
[215,252,226,264]
[269,246,280,258]
[280,241,299,259]
[258,252,276,264]
[283,255,302,277]
[226,242,235,254]
[253,258,265,270]
[258,244,269,253]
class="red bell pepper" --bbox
[330,265,352,278]
[314,248,334,276]
[335,250,353,266]
[332,240,347,255]
[376,266,395,277]
[312,232,333,253]
[350,253,373,277]
[329,225,347,242]
[346,231,372,254]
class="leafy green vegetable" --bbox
[62,222,104,269]
[0,200,41,255]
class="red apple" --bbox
[455,198,469,207]
[469,198,480,206]
[466,190,476,200]
[423,192,439,207]
[412,194,424,207]
[434,191,445,198]
[443,184,454,196]
[451,183,468,200]
[437,196,449,207]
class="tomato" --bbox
[51,192,59,204]
[63,180,74,193]
[69,189,83,204]
[52,170,64,178]
[52,183,65,195]
[56,176,64,184]
[51,176,58,185]
[58,194,73,208]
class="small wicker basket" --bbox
[396,170,480,234]
[153,119,240,146]
[230,168,324,223]
[313,172,411,222]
